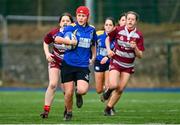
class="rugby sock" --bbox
[106,89,113,95]
[44,105,50,112]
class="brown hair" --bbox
[105,17,116,26]
[58,12,74,23]
[126,11,139,21]
[119,12,126,21]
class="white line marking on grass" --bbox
[124,99,180,103]
[74,108,180,113]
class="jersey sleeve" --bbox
[43,28,59,44]
[108,26,118,42]
[44,33,53,44]
[137,32,145,51]
[56,31,64,37]
[59,25,75,37]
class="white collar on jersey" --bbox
[125,26,136,41]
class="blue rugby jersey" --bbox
[57,22,97,67]
[96,30,115,63]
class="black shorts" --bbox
[61,61,90,83]
[94,60,110,72]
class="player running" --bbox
[103,11,145,116]
[40,13,73,119]
[94,17,115,99]
[99,13,127,114]
[55,6,97,121]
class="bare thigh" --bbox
[48,68,60,87]
[118,72,131,92]
[109,70,120,89]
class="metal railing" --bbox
[0,15,59,43]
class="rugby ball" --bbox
[64,32,77,50]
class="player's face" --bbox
[119,16,126,26]
[126,13,137,30]
[76,13,88,26]
[104,19,114,33]
[59,16,72,28]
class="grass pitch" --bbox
[0,90,180,124]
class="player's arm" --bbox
[43,32,55,62]
[89,45,96,65]
[54,36,77,45]
[43,42,54,62]
[105,36,115,58]
[54,25,77,45]
[100,56,109,64]
[90,30,97,65]
[130,41,143,58]
[130,34,144,59]
[91,45,96,61]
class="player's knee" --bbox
[49,84,57,90]
[77,89,87,95]
[65,91,73,97]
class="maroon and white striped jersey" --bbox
[44,28,67,65]
[108,26,144,69]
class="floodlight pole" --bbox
[37,0,42,28]
[85,0,94,25]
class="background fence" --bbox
[0,41,180,87]
[0,0,180,24]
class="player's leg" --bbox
[45,68,60,106]
[95,72,105,94]
[60,61,75,121]
[103,69,119,115]
[40,66,60,118]
[104,70,110,90]
[105,72,130,116]
[102,70,119,101]
[75,68,90,108]
[94,60,106,94]
[100,70,109,102]
[104,70,117,112]
[63,81,74,120]
[75,79,89,108]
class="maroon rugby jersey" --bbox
[108,26,144,69]
[44,28,66,65]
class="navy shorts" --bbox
[94,60,110,72]
[61,61,90,83]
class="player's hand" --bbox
[100,56,108,64]
[46,53,54,62]
[107,49,115,58]
[89,58,95,65]
[130,41,137,49]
